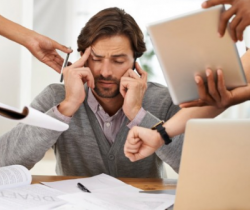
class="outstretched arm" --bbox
[0,14,72,72]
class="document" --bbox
[0,165,66,210]
[0,102,68,131]
[57,190,175,210]
[42,173,137,194]
[42,173,175,210]
[0,165,32,190]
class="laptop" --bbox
[174,119,250,210]
[147,5,247,105]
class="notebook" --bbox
[174,119,250,210]
[147,5,247,104]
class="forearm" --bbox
[156,133,184,173]
[0,14,36,47]
[0,101,68,169]
[164,106,225,137]
[0,123,61,169]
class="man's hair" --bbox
[77,7,146,58]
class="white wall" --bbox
[0,0,74,135]
[0,0,33,135]
[31,0,74,100]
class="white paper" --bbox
[0,165,31,190]
[0,184,66,210]
[43,173,174,210]
[58,191,175,210]
[42,173,137,194]
[0,102,68,131]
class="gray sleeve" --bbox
[156,101,184,173]
[138,106,183,173]
[140,84,184,173]
[0,85,68,169]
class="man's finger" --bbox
[126,69,141,79]
[71,47,91,68]
[134,62,147,81]
[66,67,95,88]
[79,68,95,88]
[125,144,142,154]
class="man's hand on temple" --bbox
[58,47,95,116]
[124,126,164,162]
[202,0,250,42]
[120,62,148,121]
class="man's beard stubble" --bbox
[94,75,120,98]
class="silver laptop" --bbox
[147,5,247,105]
[174,119,250,210]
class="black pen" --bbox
[60,47,71,83]
[77,182,91,193]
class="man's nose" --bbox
[100,59,112,78]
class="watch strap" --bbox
[151,121,172,145]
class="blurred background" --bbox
[1,0,250,178]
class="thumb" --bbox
[53,40,73,53]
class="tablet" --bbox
[147,5,247,105]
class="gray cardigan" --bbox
[0,82,184,178]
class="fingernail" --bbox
[201,2,207,7]
[195,76,200,84]
[206,69,210,77]
[218,32,222,38]
[217,69,222,75]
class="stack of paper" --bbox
[0,165,66,210]
[42,174,175,210]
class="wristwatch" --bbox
[151,121,172,145]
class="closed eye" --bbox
[113,60,124,64]
[92,58,101,62]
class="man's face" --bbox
[87,35,134,98]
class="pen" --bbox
[60,47,71,83]
[77,182,91,193]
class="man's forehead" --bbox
[91,35,133,58]
[91,49,128,58]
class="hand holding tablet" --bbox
[147,5,247,105]
[180,68,250,109]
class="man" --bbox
[0,7,222,178]
[124,0,250,163]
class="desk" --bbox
[32,175,176,191]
